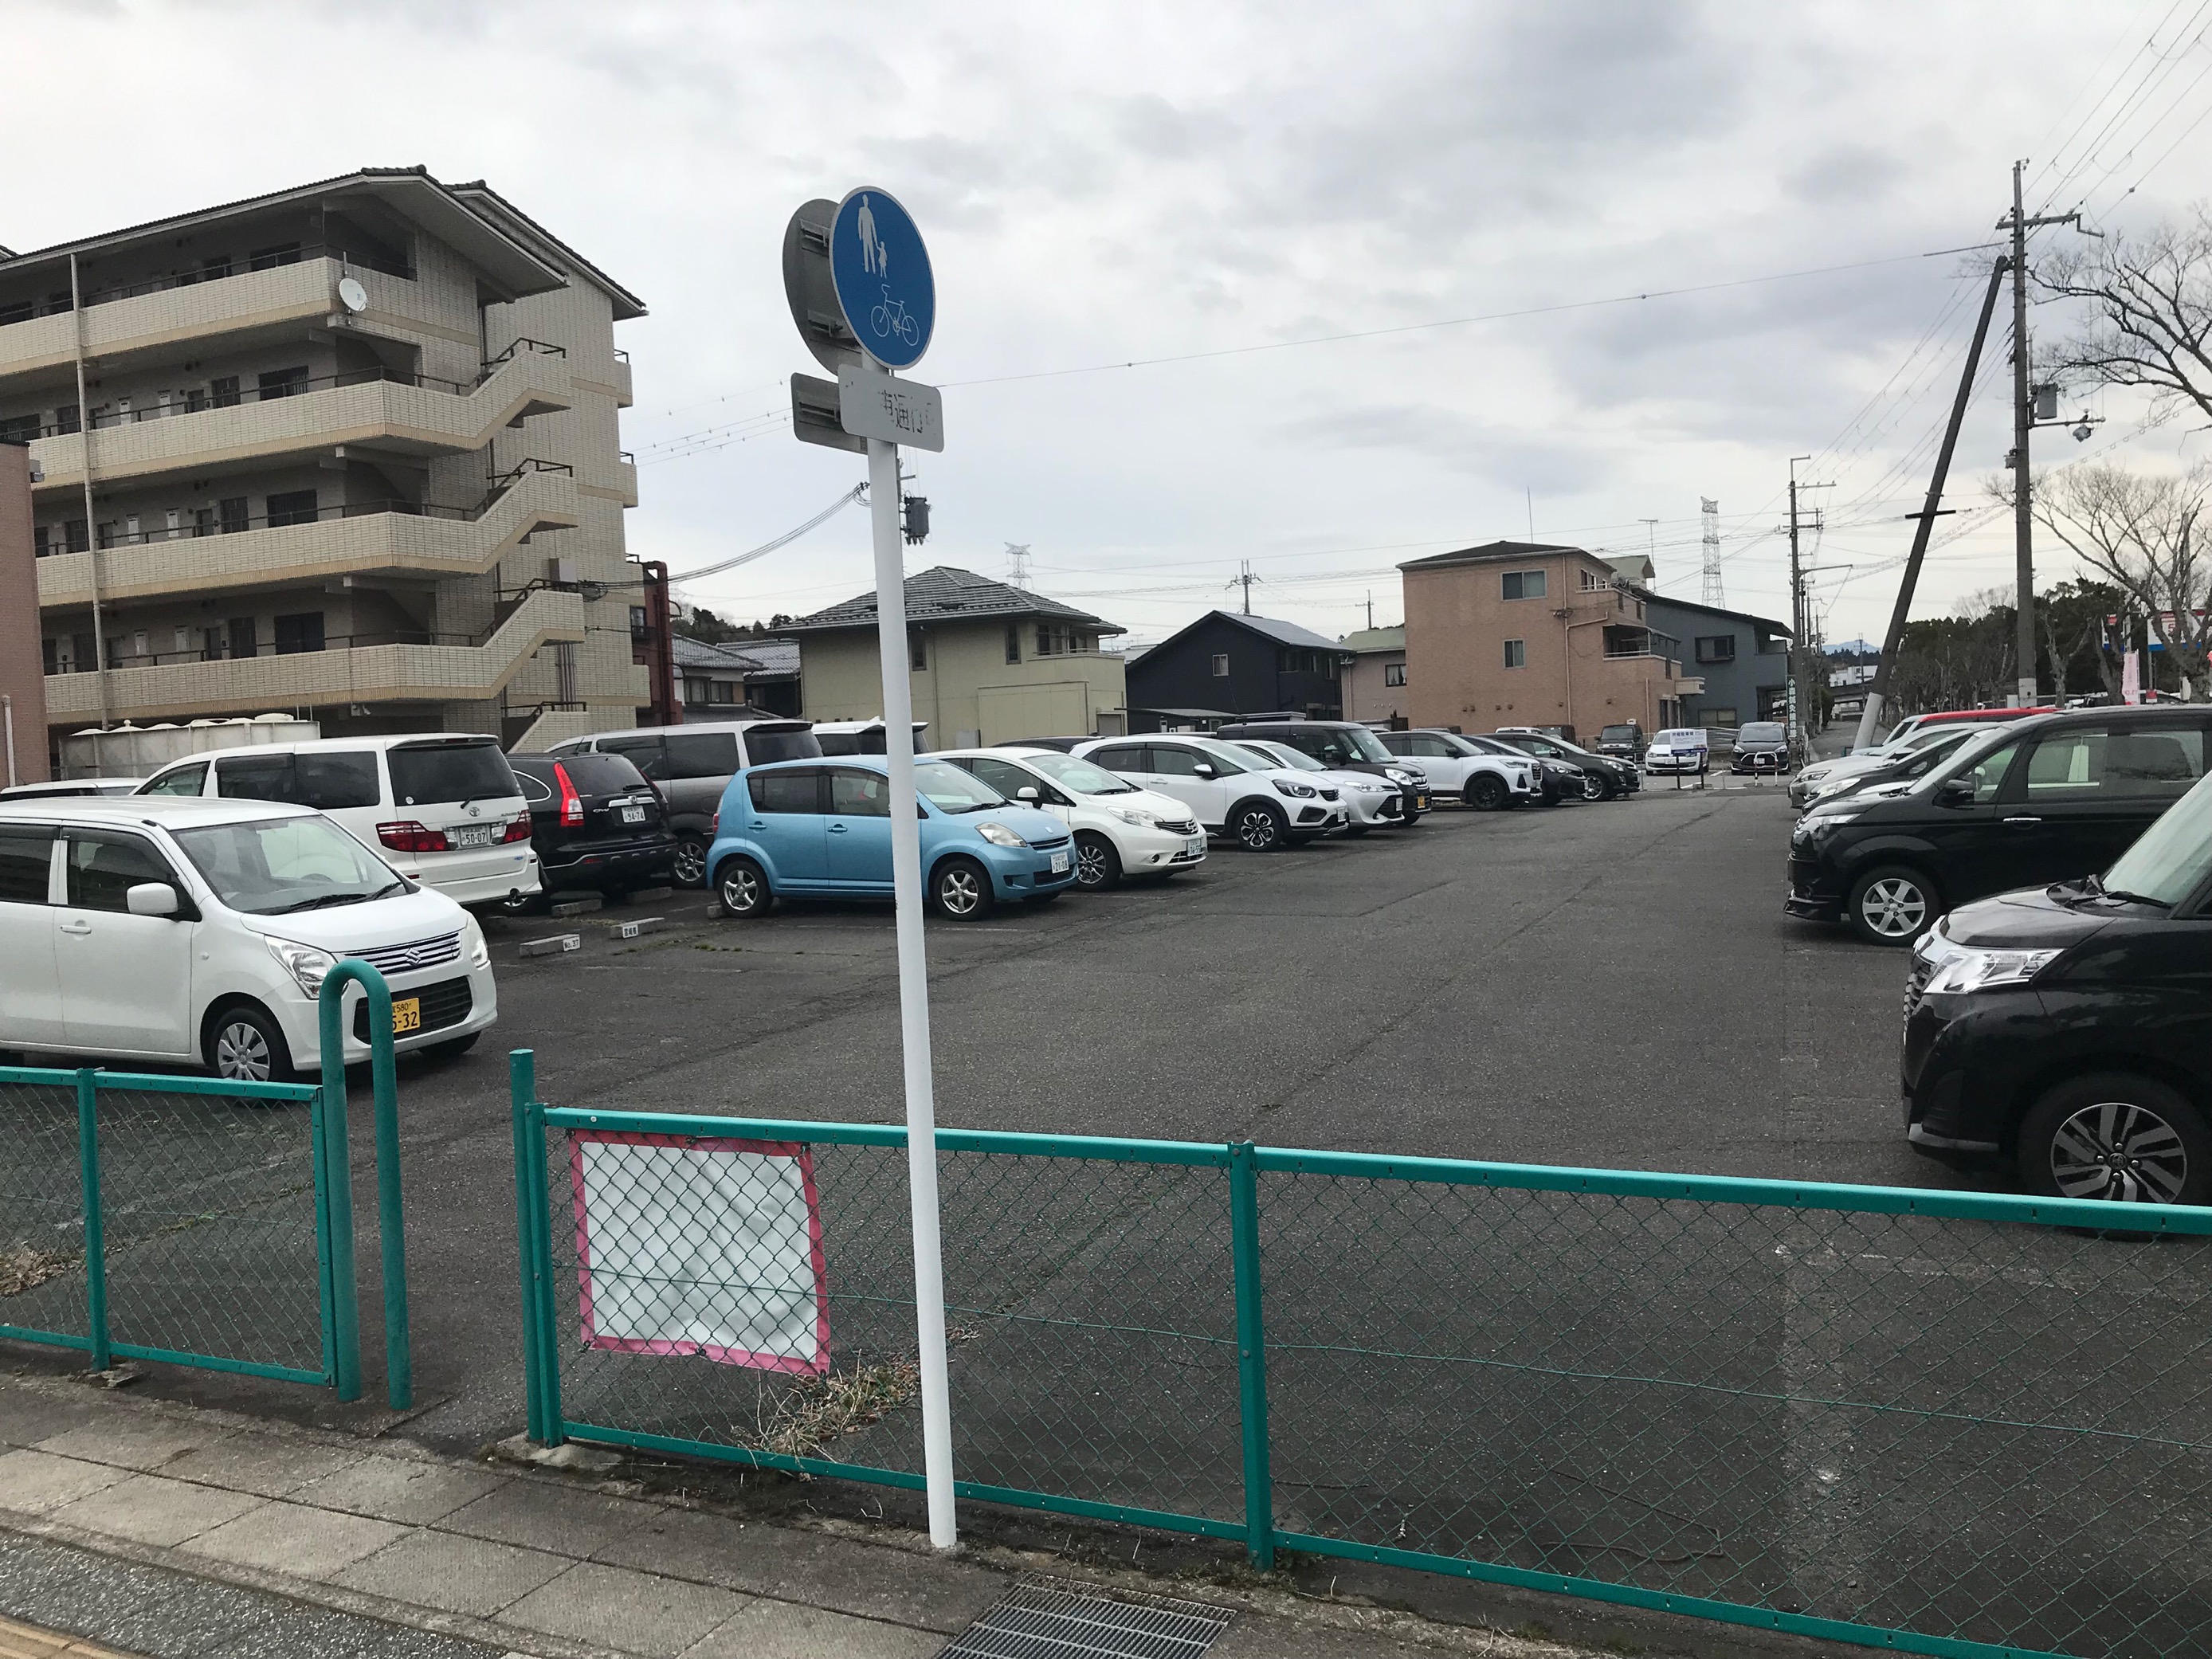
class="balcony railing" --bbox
[0,244,413,327]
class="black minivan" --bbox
[1787,707,2209,946]
[1902,767,2212,1205]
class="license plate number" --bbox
[1049,851,1070,874]
[1186,837,1206,856]
[451,826,494,848]
[391,997,422,1034]
[1415,794,1430,810]
[619,805,645,824]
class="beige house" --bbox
[786,567,1127,747]
[1400,540,1696,739]
[1339,624,1406,724]
[0,167,645,756]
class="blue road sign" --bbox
[830,187,935,371]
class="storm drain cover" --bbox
[939,1576,1233,1658]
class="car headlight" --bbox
[1924,946,2062,995]
[976,821,1026,847]
[465,916,490,971]
[1383,767,1416,785]
[1110,807,1162,828]
[1272,780,1317,798]
[265,935,338,998]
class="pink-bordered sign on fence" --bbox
[569,1131,829,1374]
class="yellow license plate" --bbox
[391,997,422,1034]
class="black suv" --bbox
[1903,769,2212,1206]
[1214,720,1430,820]
[506,751,676,910]
[1787,707,2209,946]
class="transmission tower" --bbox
[1700,498,1724,606]
[1004,543,1031,585]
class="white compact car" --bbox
[1226,739,1406,834]
[935,748,1206,888]
[1073,735,1348,852]
[0,797,498,1081]
[136,734,539,908]
[1375,729,1538,809]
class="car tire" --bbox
[671,834,710,889]
[931,857,995,920]
[206,1002,296,1084]
[1230,801,1288,852]
[1073,831,1122,891]
[1580,773,1606,802]
[1466,775,1508,810]
[2018,1073,2212,1208]
[422,1032,480,1063]
[716,857,773,920]
[1846,864,1940,947]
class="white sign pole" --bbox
[859,359,957,1551]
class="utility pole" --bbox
[1227,560,1260,614]
[1364,590,1374,630]
[1786,459,1831,759]
[2001,159,2085,707]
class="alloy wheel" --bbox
[1581,774,1606,801]
[938,866,983,915]
[1076,841,1112,888]
[214,1020,273,1083]
[672,837,707,887]
[720,865,763,915]
[2049,1101,2189,1203]
[1858,877,1928,939]
[1236,807,1281,851]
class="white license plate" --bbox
[619,805,645,824]
[1049,851,1070,874]
[1186,837,1206,856]
[450,825,494,849]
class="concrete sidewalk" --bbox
[0,1372,1594,1659]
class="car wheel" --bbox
[716,857,773,920]
[206,1002,296,1084]
[1230,801,1288,852]
[671,834,709,888]
[1466,775,1508,810]
[931,857,994,920]
[2019,1073,2211,1208]
[422,1032,480,1063]
[1580,772,1606,802]
[1846,864,1940,947]
[1073,831,1122,891]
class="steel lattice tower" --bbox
[1700,498,1724,606]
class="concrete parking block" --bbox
[158,1437,367,1500]
[681,1601,942,1659]
[497,1560,747,1657]
[0,1452,129,1516]
[288,1457,504,1525]
[182,1501,411,1579]
[435,1481,657,1556]
[547,896,601,918]
[33,1417,234,1475]
[333,1532,568,1618]
[614,916,665,939]
[49,1472,264,1547]
[596,1508,1002,1634]
[516,934,579,959]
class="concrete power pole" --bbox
[1786,459,1831,757]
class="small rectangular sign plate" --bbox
[836,367,944,452]
[791,372,866,453]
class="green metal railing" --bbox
[0,966,411,1404]
[508,1062,2212,1659]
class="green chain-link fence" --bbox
[512,1073,2212,1659]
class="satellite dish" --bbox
[335,276,368,314]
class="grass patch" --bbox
[759,1359,921,1459]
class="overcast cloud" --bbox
[10,0,2208,645]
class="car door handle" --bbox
[2004,816,2042,826]
[828,823,849,833]
[58,920,91,935]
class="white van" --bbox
[136,735,539,908]
[0,797,498,1081]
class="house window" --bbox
[257,366,309,401]
[1210,653,1230,677]
[228,616,257,660]
[273,611,324,654]
[1005,625,1021,665]
[1501,569,1547,600]
[265,489,318,528]
[1695,635,1736,665]
[1705,707,1739,727]
[1504,639,1527,669]
[52,402,80,434]
[910,633,927,671]
[0,414,38,444]
[1580,569,1605,590]
[210,377,240,409]
[1383,662,1407,687]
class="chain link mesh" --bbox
[0,1078,89,1344]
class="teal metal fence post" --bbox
[307,1076,342,1389]
[74,1070,110,1374]
[510,1050,547,1442]
[521,1081,564,1445]
[1228,1139,1276,1571]
[317,960,410,1410]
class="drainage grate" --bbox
[939,1576,1233,1659]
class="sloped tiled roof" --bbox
[671,635,802,676]
[1398,539,1590,571]
[782,567,1124,635]
[1339,625,1406,653]
[1139,609,1350,663]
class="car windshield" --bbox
[2100,772,2212,906]
[1600,726,1637,743]
[171,817,407,915]
[1189,743,1253,775]
[1739,724,1786,743]
[1332,727,1394,763]
[914,760,1005,814]
[1918,724,2018,789]
[1248,743,1325,772]
[1020,753,1134,795]
[389,740,516,806]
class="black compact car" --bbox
[1787,707,2209,946]
[1902,769,2212,1206]
[1493,731,1640,800]
[505,751,677,910]
[1215,720,1430,820]
[1730,721,1790,775]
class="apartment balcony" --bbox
[44,587,586,724]
[28,346,574,496]
[614,350,633,409]
[35,464,581,609]
[0,253,421,380]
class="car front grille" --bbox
[1030,833,1072,850]
[354,975,473,1042]
[350,931,462,976]
[1156,818,1198,836]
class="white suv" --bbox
[935,748,1206,888]
[1074,736,1347,852]
[138,734,539,908]
[1226,739,1406,833]
[0,798,498,1081]
[1376,729,1538,810]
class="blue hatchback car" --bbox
[707,756,1078,920]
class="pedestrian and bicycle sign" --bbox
[830,187,935,371]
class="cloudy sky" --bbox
[11,1,2210,648]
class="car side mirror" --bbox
[126,881,180,917]
[1936,778,1975,809]
[1191,763,1215,778]
[1016,786,1040,802]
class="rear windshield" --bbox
[747,727,823,765]
[388,740,517,806]
[552,754,645,794]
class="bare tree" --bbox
[2041,211,2212,426]
[2018,464,2210,698]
